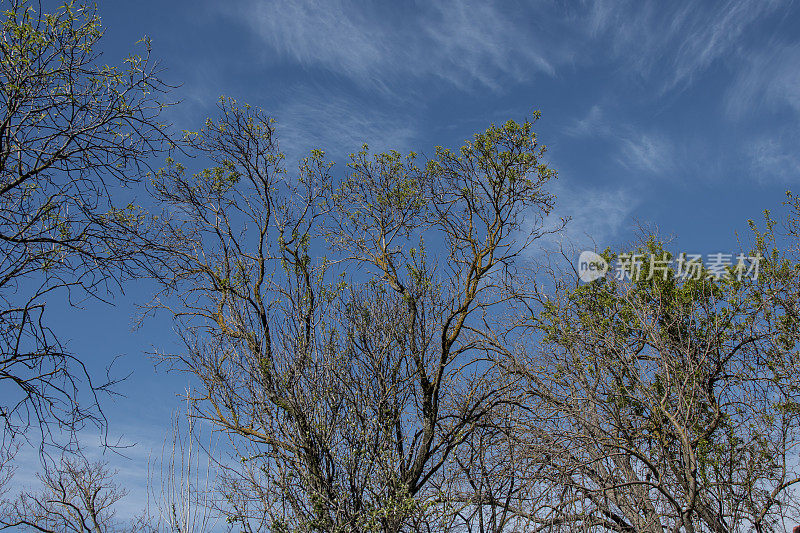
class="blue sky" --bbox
[98,0,800,249]
[13,0,800,521]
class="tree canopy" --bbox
[2,2,800,532]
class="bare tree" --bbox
[0,456,150,532]
[0,0,173,452]
[145,98,559,531]
[0,440,17,499]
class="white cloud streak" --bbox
[565,105,675,176]
[236,0,562,92]
[727,44,800,118]
[531,180,639,255]
[588,0,788,91]
[273,90,417,167]
[618,134,673,174]
[749,134,800,183]
[228,0,793,99]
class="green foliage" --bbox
[528,217,800,531]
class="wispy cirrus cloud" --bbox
[419,1,556,90]
[725,43,800,182]
[564,104,605,137]
[222,0,797,190]
[587,0,788,91]
[242,1,388,85]
[565,105,675,176]
[726,43,800,118]
[529,176,639,255]
[748,133,800,183]
[617,134,673,174]
[273,89,417,167]
[234,0,562,92]
[236,0,789,94]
